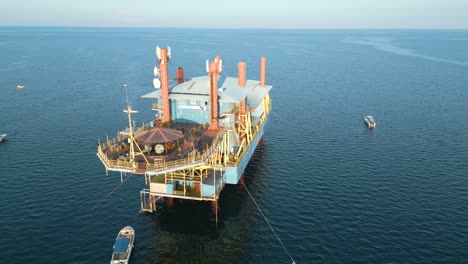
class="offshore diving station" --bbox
[97,46,272,217]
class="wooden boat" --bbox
[111,226,135,264]
[364,115,376,128]
[0,134,7,142]
[17,85,24,89]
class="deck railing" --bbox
[97,146,134,171]
[228,96,271,166]
[97,128,226,174]
[97,94,271,173]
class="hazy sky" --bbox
[1,0,468,28]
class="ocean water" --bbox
[1,28,468,263]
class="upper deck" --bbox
[97,123,225,174]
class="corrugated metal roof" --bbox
[218,77,259,103]
[143,76,211,101]
[141,89,209,101]
[142,90,161,99]
[246,85,272,109]
[172,94,210,101]
[141,75,270,106]
[170,76,210,101]
[171,76,210,95]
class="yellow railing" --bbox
[98,121,160,151]
[97,93,271,173]
[146,129,226,172]
[97,128,226,173]
[97,146,134,170]
[229,94,271,166]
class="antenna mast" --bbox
[123,84,150,166]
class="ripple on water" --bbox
[1,29,468,263]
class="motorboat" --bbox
[0,134,7,142]
[111,226,135,264]
[364,116,376,128]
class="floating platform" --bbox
[97,47,272,213]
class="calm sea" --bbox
[1,28,468,263]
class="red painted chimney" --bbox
[177,67,184,84]
[209,60,220,130]
[238,61,246,87]
[260,56,266,87]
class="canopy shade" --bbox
[134,127,183,144]
[113,237,130,253]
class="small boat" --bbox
[0,134,7,142]
[364,115,376,128]
[111,226,135,264]
[17,85,24,89]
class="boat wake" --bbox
[344,37,468,67]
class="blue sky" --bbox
[1,0,468,28]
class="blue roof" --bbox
[246,85,272,109]
[113,237,130,253]
[142,76,211,101]
[141,75,272,105]
[171,76,210,95]
[218,77,258,103]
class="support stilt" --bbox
[259,135,264,145]
[150,195,157,212]
[140,192,144,212]
[166,197,174,208]
[239,173,245,190]
[211,200,219,224]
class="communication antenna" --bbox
[118,83,150,166]
[153,78,161,89]
[153,66,160,77]
[123,104,138,163]
[123,82,130,110]
[167,47,171,60]
[156,46,161,61]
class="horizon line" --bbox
[1,25,468,31]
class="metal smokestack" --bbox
[260,56,266,87]
[238,61,246,87]
[177,67,184,84]
[208,58,220,130]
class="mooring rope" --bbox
[240,179,296,264]
[130,210,141,221]
[92,173,134,211]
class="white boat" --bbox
[364,116,376,128]
[17,85,24,89]
[0,134,7,142]
[111,226,135,264]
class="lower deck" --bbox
[148,168,225,200]
[140,116,268,212]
